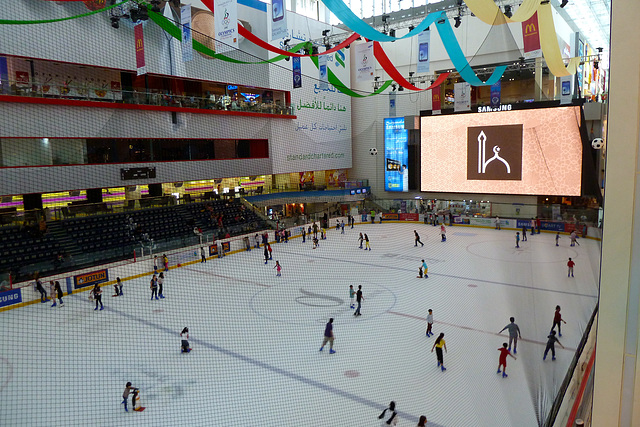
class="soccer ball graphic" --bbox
[591,138,604,150]
[369,148,378,155]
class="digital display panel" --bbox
[420,106,582,195]
[384,117,409,192]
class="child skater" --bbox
[421,260,429,278]
[567,258,575,277]
[515,232,520,248]
[364,233,371,250]
[358,232,364,249]
[54,281,64,306]
[555,232,561,246]
[113,277,121,297]
[267,243,273,260]
[431,332,447,371]
[543,330,564,361]
[349,285,355,309]
[122,382,134,412]
[163,254,169,272]
[497,343,517,378]
[157,272,165,299]
[313,236,319,249]
[417,265,423,278]
[264,245,269,264]
[426,309,433,337]
[440,224,446,242]
[181,327,191,353]
[378,401,398,426]
[49,281,57,307]
[551,305,567,336]
[273,261,282,277]
[150,274,158,300]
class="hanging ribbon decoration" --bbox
[435,15,507,86]
[463,0,539,25]
[309,56,392,97]
[536,3,580,77]
[0,1,125,24]
[373,42,450,91]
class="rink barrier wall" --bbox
[0,216,602,313]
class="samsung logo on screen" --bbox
[477,104,513,113]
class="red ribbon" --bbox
[238,26,359,57]
[373,41,449,91]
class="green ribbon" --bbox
[0,1,126,25]
[149,9,391,97]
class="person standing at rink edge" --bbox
[431,332,447,371]
[54,281,64,306]
[200,247,206,263]
[35,278,48,303]
[319,318,336,354]
[498,317,522,353]
[378,401,398,426]
[92,283,103,310]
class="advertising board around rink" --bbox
[74,269,109,289]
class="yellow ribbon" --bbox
[463,0,539,24]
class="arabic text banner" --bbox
[420,106,583,195]
[384,117,409,192]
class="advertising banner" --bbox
[214,0,238,53]
[181,5,193,62]
[382,213,398,220]
[0,288,21,308]
[384,117,409,192]
[417,30,430,74]
[134,23,146,76]
[209,244,218,256]
[355,42,374,82]
[222,242,231,253]
[270,0,288,41]
[318,54,328,89]
[399,213,419,221]
[299,171,314,185]
[540,221,565,232]
[522,13,542,59]
[292,56,302,88]
[389,92,396,117]
[454,82,471,112]
[490,81,501,109]
[560,76,572,104]
[74,269,109,289]
[432,88,441,114]
[0,56,8,94]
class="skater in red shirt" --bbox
[497,343,517,378]
[551,305,567,336]
[567,258,575,277]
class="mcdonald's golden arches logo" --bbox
[524,23,537,36]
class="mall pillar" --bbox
[592,1,640,426]
[86,188,103,204]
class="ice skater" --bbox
[497,343,517,378]
[181,327,191,353]
[157,272,165,299]
[570,230,578,246]
[567,258,575,277]
[163,254,169,272]
[498,317,522,353]
[312,222,318,238]
[35,278,48,303]
[264,245,269,264]
[200,247,207,263]
[313,236,319,249]
[495,215,501,230]
[521,225,527,241]
[349,285,355,309]
[551,305,567,336]
[122,382,134,412]
[153,255,158,273]
[378,401,398,426]
[414,230,424,247]
[341,220,345,234]
[302,227,306,243]
[91,283,103,310]
[440,224,446,242]
[421,260,429,278]
[319,318,336,354]
[49,281,57,307]
[273,260,282,277]
[54,281,64,306]
[150,274,158,300]
[431,333,447,371]
[113,277,123,296]
[417,415,427,427]
[426,309,433,337]
[358,232,364,249]
[354,285,364,316]
[543,330,564,361]
[268,243,273,260]
[555,232,561,246]
[364,234,371,250]
[515,232,520,248]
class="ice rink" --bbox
[0,222,601,426]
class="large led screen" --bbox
[384,117,409,192]
[420,106,583,195]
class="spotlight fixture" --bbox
[540,0,550,4]
[504,5,512,18]
[325,44,331,51]
[311,46,319,56]
[374,76,380,81]
[283,38,291,45]
[593,61,599,70]
[303,47,310,55]
[322,29,330,37]
[345,44,350,49]
[389,28,396,38]
[454,16,461,28]
[408,25,415,32]
[110,16,120,29]
[398,86,404,92]
[597,47,603,53]
[150,0,162,13]
[381,14,390,23]
[560,0,568,8]
[437,17,445,25]
[408,71,415,77]
[391,83,397,91]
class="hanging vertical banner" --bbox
[270,0,287,40]
[214,0,238,54]
[431,87,441,114]
[490,81,501,108]
[134,23,146,76]
[389,92,396,117]
[560,75,572,104]
[355,42,374,82]
[522,13,542,59]
[454,82,471,112]
[0,57,8,94]
[318,54,328,89]
[417,30,430,74]
[384,117,409,192]
[292,56,302,88]
[181,5,193,62]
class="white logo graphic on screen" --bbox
[477,131,511,174]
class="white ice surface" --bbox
[0,223,600,426]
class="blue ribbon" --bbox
[435,16,506,86]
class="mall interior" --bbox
[0,0,638,425]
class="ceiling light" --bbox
[454,16,461,28]
[504,5,512,18]
[560,0,568,8]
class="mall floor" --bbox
[0,222,600,426]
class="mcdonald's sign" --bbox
[432,89,441,113]
[522,14,541,58]
[134,23,146,76]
